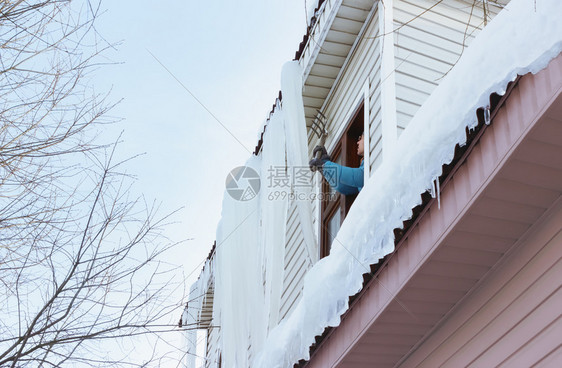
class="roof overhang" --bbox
[298,0,378,126]
[303,54,562,368]
[254,0,377,154]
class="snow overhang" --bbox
[297,0,377,127]
[300,54,562,368]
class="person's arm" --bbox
[323,161,363,195]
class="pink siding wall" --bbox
[398,199,562,368]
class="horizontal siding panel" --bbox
[445,259,562,367]
[314,52,348,67]
[495,312,562,367]
[281,197,308,322]
[369,93,382,126]
[320,40,354,57]
[284,234,304,276]
[395,81,432,106]
[394,17,470,50]
[337,4,371,20]
[394,32,460,66]
[400,203,562,368]
[283,239,306,286]
[305,74,335,89]
[303,87,331,101]
[431,247,504,268]
[395,68,439,92]
[395,50,454,75]
[206,324,220,368]
[369,57,382,172]
[420,260,492,280]
[341,0,375,11]
[471,196,546,224]
[532,345,562,368]
[309,63,341,79]
[280,291,303,321]
[397,111,413,130]
[325,29,359,45]
[369,119,382,150]
[280,259,307,312]
[395,1,483,38]
[401,288,466,304]
[515,139,562,170]
[332,15,365,34]
[529,117,562,146]
[486,178,560,209]
[501,159,562,192]
[445,230,519,253]
[303,95,326,109]
[456,214,531,240]
[396,98,421,117]
[394,57,444,84]
[408,274,477,292]
[392,0,501,131]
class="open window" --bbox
[320,103,364,258]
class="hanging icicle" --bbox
[484,105,491,125]
[281,61,319,265]
[435,177,441,210]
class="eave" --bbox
[298,0,377,127]
[254,0,376,155]
[300,53,562,368]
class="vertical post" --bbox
[362,79,371,179]
[379,0,398,161]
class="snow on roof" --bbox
[253,0,562,366]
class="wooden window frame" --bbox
[320,103,365,258]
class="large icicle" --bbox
[213,155,262,368]
[281,61,319,265]
[259,106,289,335]
[212,106,291,367]
[253,0,562,366]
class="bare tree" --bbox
[0,1,182,366]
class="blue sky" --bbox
[92,0,315,323]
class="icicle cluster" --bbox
[210,63,318,367]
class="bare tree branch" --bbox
[0,1,185,367]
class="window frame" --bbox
[320,102,365,258]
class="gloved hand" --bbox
[309,145,331,172]
[309,158,325,172]
[313,145,331,161]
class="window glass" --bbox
[327,209,341,253]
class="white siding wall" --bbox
[202,281,220,368]
[279,199,310,321]
[277,0,509,343]
[368,17,382,173]
[393,0,506,134]
[280,0,383,324]
[205,324,220,368]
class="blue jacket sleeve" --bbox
[323,161,364,195]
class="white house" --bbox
[182,1,562,367]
